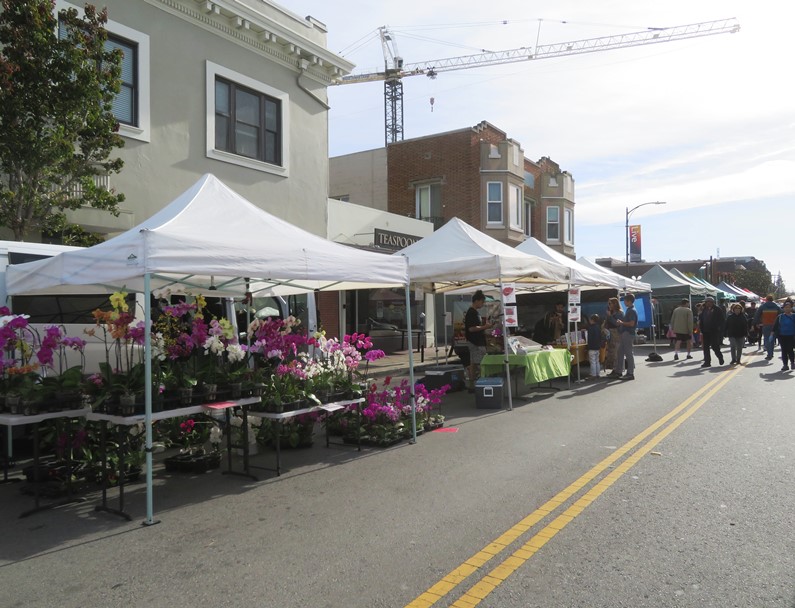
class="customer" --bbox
[692,302,703,348]
[604,297,623,371]
[698,297,725,368]
[464,290,493,391]
[586,313,604,379]
[746,301,760,346]
[669,299,694,361]
[724,302,749,365]
[754,295,782,360]
[772,301,795,371]
[608,293,637,381]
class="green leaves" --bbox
[0,0,124,239]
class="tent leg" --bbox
[142,273,159,526]
[498,279,514,411]
[405,284,417,443]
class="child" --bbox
[587,313,604,378]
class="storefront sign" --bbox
[374,228,422,251]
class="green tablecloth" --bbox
[480,350,571,385]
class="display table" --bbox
[480,350,571,394]
[554,343,587,366]
[247,398,364,477]
[0,408,91,517]
[87,397,261,520]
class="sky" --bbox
[286,0,794,291]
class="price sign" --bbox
[568,305,581,322]
[504,305,518,327]
[568,288,581,304]
[501,283,517,305]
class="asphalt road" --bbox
[1,343,793,608]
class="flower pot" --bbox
[119,393,136,417]
[203,383,218,402]
[6,394,22,415]
[164,452,221,474]
[229,382,242,400]
[178,387,193,406]
[251,383,266,397]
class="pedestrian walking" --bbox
[608,294,637,381]
[669,299,694,360]
[772,301,795,371]
[586,313,605,378]
[604,297,623,371]
[698,297,725,367]
[754,295,781,360]
[724,302,748,365]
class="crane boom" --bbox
[333,18,740,144]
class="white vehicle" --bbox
[0,240,317,372]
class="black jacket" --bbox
[725,312,748,338]
[698,305,726,336]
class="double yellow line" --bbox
[407,363,744,608]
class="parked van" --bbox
[0,240,318,372]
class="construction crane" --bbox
[333,18,740,145]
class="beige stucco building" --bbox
[55,0,352,237]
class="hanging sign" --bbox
[414,287,424,301]
[568,304,581,322]
[504,306,518,327]
[501,283,517,305]
[568,288,581,304]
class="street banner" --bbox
[630,225,642,262]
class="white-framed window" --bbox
[524,200,532,236]
[486,182,503,224]
[548,176,558,187]
[524,171,535,188]
[488,144,501,158]
[206,61,290,176]
[564,208,574,244]
[56,1,150,142]
[415,183,442,222]
[546,206,560,241]
[509,184,522,230]
[512,144,520,166]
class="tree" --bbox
[0,0,124,241]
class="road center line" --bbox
[406,364,744,608]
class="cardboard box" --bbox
[475,377,504,409]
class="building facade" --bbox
[330,121,576,255]
[50,0,352,238]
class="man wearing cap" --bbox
[754,294,782,360]
[697,297,726,367]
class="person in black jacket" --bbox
[724,302,748,365]
[464,290,494,391]
[698,297,726,367]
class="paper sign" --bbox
[414,287,424,301]
[568,288,581,304]
[444,311,452,326]
[501,284,517,305]
[568,305,581,322]
[504,305,518,327]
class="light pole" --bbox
[625,201,666,272]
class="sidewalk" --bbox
[365,345,462,379]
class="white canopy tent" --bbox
[7,174,412,524]
[575,257,652,292]
[515,238,617,289]
[395,218,572,410]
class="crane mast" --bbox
[334,18,740,145]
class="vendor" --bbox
[464,290,494,392]
[533,304,564,345]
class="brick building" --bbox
[330,121,576,255]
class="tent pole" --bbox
[405,283,417,443]
[142,273,159,526]
[499,277,514,411]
